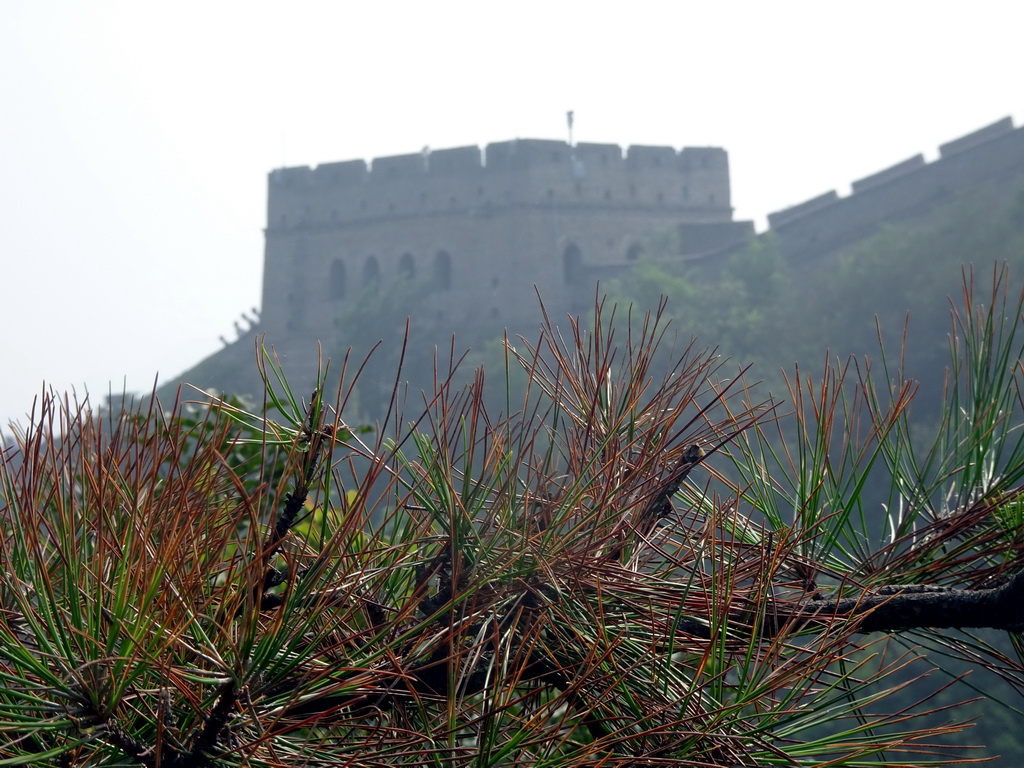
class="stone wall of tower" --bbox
[260,139,748,343]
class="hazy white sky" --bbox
[1,1,1022,429]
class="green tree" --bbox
[1,270,1024,766]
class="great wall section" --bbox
[260,139,752,338]
[160,116,1024,405]
[752,116,1024,263]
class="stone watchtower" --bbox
[260,139,752,356]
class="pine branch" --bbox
[676,570,1024,639]
[805,569,1024,634]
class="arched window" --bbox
[398,252,416,281]
[363,256,381,291]
[433,250,452,291]
[328,258,347,299]
[626,243,644,262]
[563,243,584,286]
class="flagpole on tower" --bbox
[566,110,575,149]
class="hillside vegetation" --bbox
[608,180,1024,398]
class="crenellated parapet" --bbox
[266,140,733,231]
[767,117,1023,235]
[759,117,1024,262]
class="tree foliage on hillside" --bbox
[609,179,1024,399]
[2,268,1024,766]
